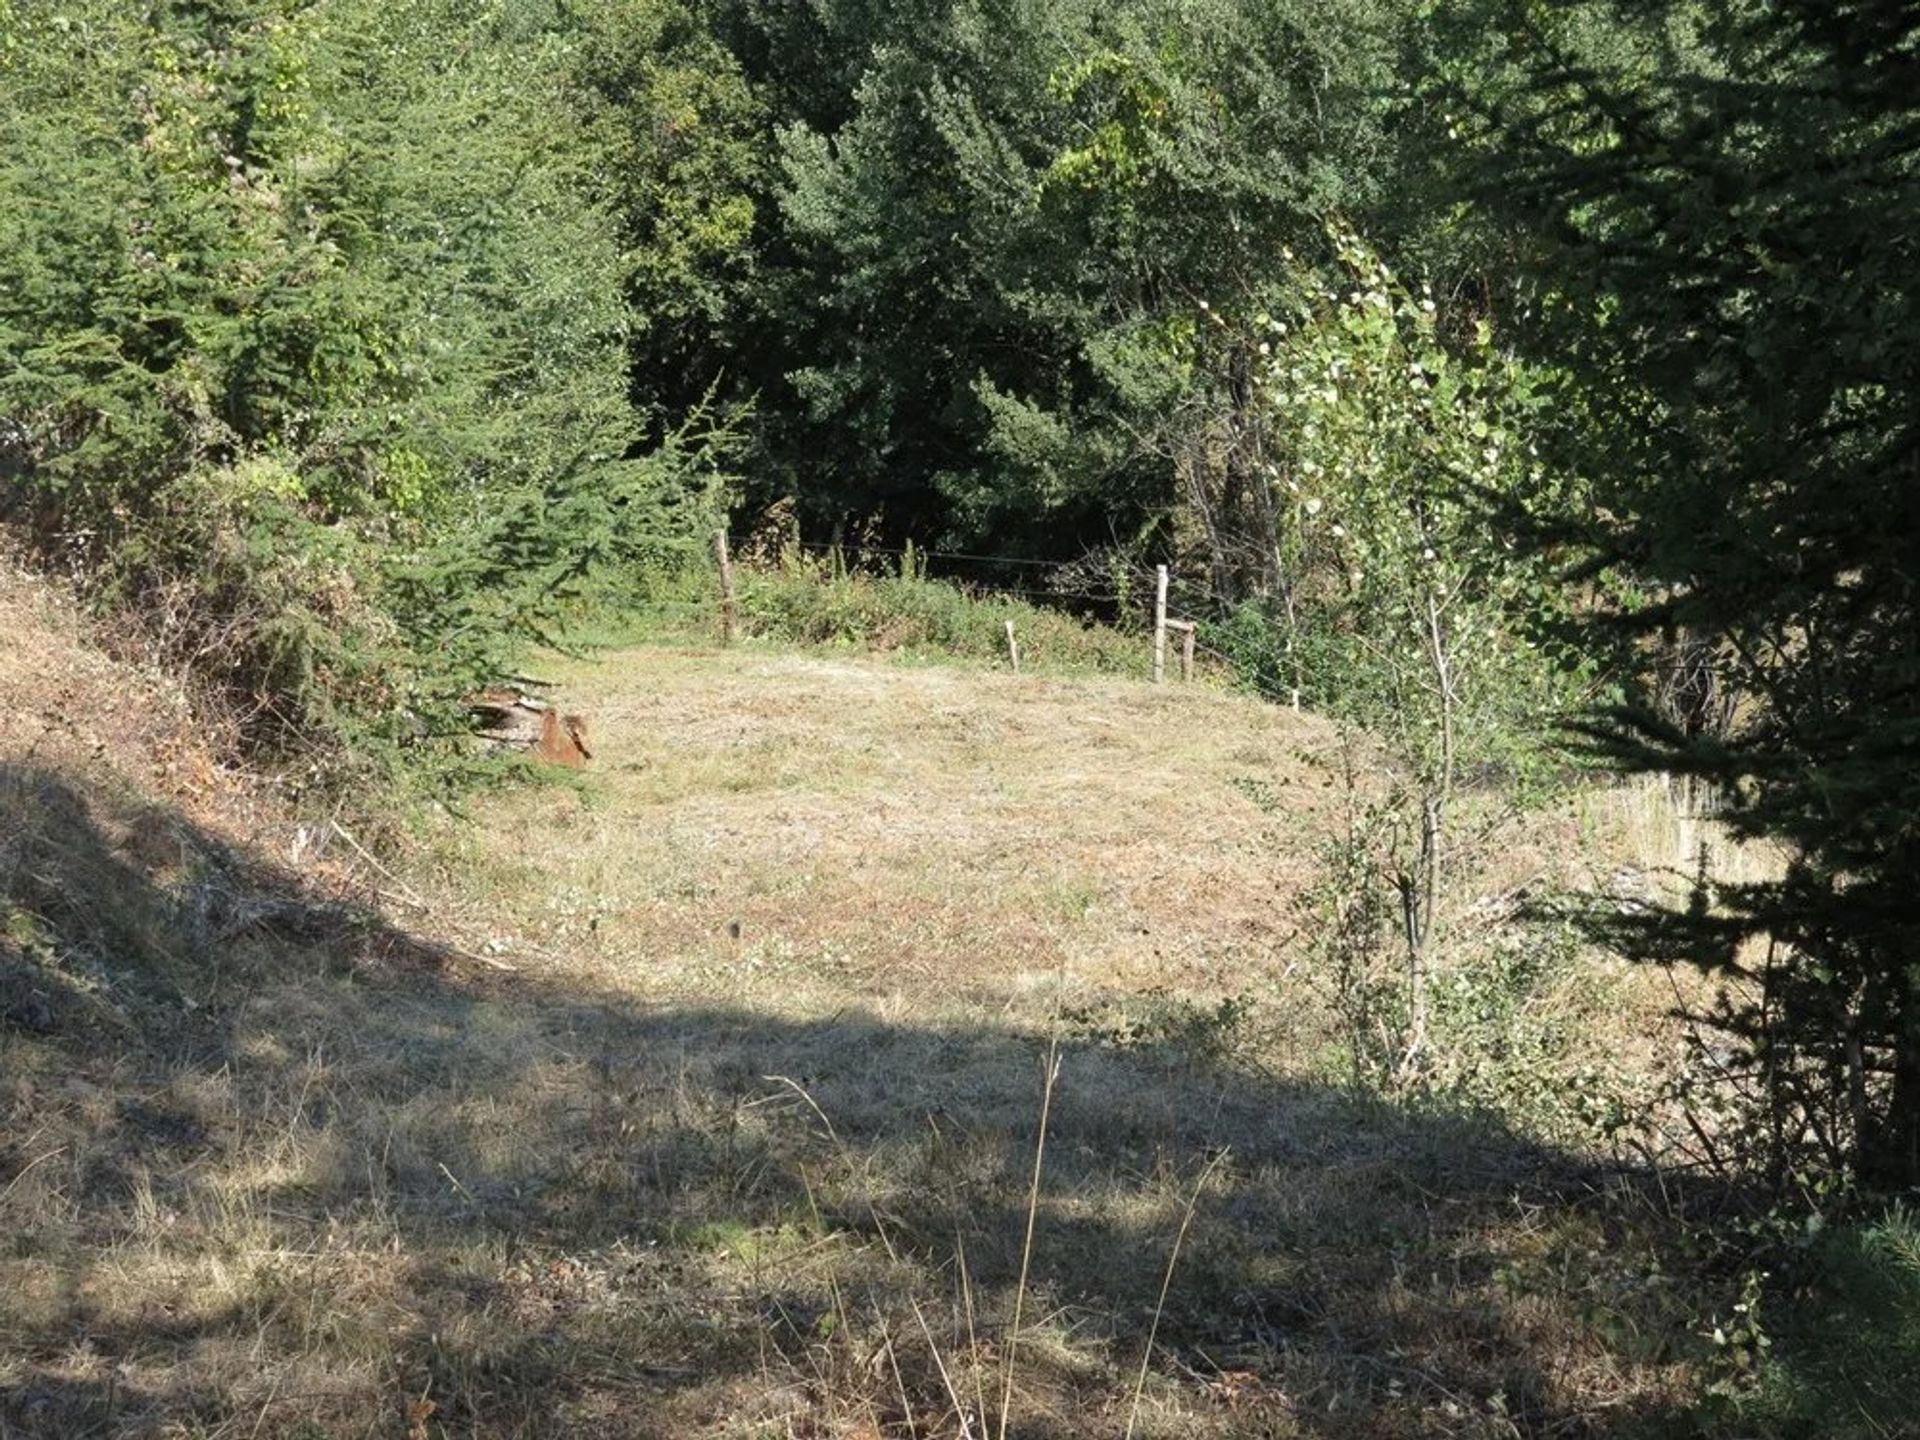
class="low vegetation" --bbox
[591,548,1147,677]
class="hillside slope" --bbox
[1,585,1698,1439]
[0,559,253,825]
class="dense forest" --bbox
[3,0,1917,1427]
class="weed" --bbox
[1062,989,1256,1070]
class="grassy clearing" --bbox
[0,562,1811,1438]
[445,648,1333,1007]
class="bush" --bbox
[0,0,732,794]
[599,549,1147,676]
[1714,1208,1920,1437]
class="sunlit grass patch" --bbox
[571,549,1154,679]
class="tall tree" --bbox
[1441,0,1920,1186]
[711,0,1399,558]
[0,0,727,762]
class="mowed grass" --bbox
[448,649,1337,1012]
[3,601,1732,1438]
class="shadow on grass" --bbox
[0,762,1731,1439]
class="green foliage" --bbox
[0,0,730,784]
[1305,772,1639,1142]
[598,548,1142,674]
[1420,920,1632,1142]
[11,0,1918,1420]
[570,0,765,425]
[714,0,1401,551]
[1218,229,1583,783]
[1227,230,1590,1088]
[1303,771,1410,1090]
[11,0,1909,1230]
[1441,0,1920,1187]
[1712,1208,1920,1436]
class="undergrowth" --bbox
[577,548,1150,676]
[1724,1206,1920,1436]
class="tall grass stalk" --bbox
[909,1293,972,1437]
[1124,1150,1228,1440]
[998,1032,1061,1440]
[958,1233,989,1436]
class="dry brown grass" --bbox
[436,649,1343,1012]
[0,555,253,822]
[2,580,1743,1438]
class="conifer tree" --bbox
[1445,0,1920,1186]
[0,0,729,763]
[713,0,1399,556]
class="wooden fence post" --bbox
[1004,619,1021,672]
[1163,619,1196,681]
[1152,565,1169,684]
[714,529,739,645]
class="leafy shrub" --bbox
[1301,751,1637,1141]
[1420,920,1638,1142]
[1710,1208,1920,1436]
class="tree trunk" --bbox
[1864,1022,1920,1189]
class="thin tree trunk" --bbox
[1865,1017,1920,1189]
[1402,587,1458,1075]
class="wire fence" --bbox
[641,525,1728,724]
[673,531,1280,691]
[780,539,1063,569]
[770,537,1231,622]
[591,526,1272,689]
